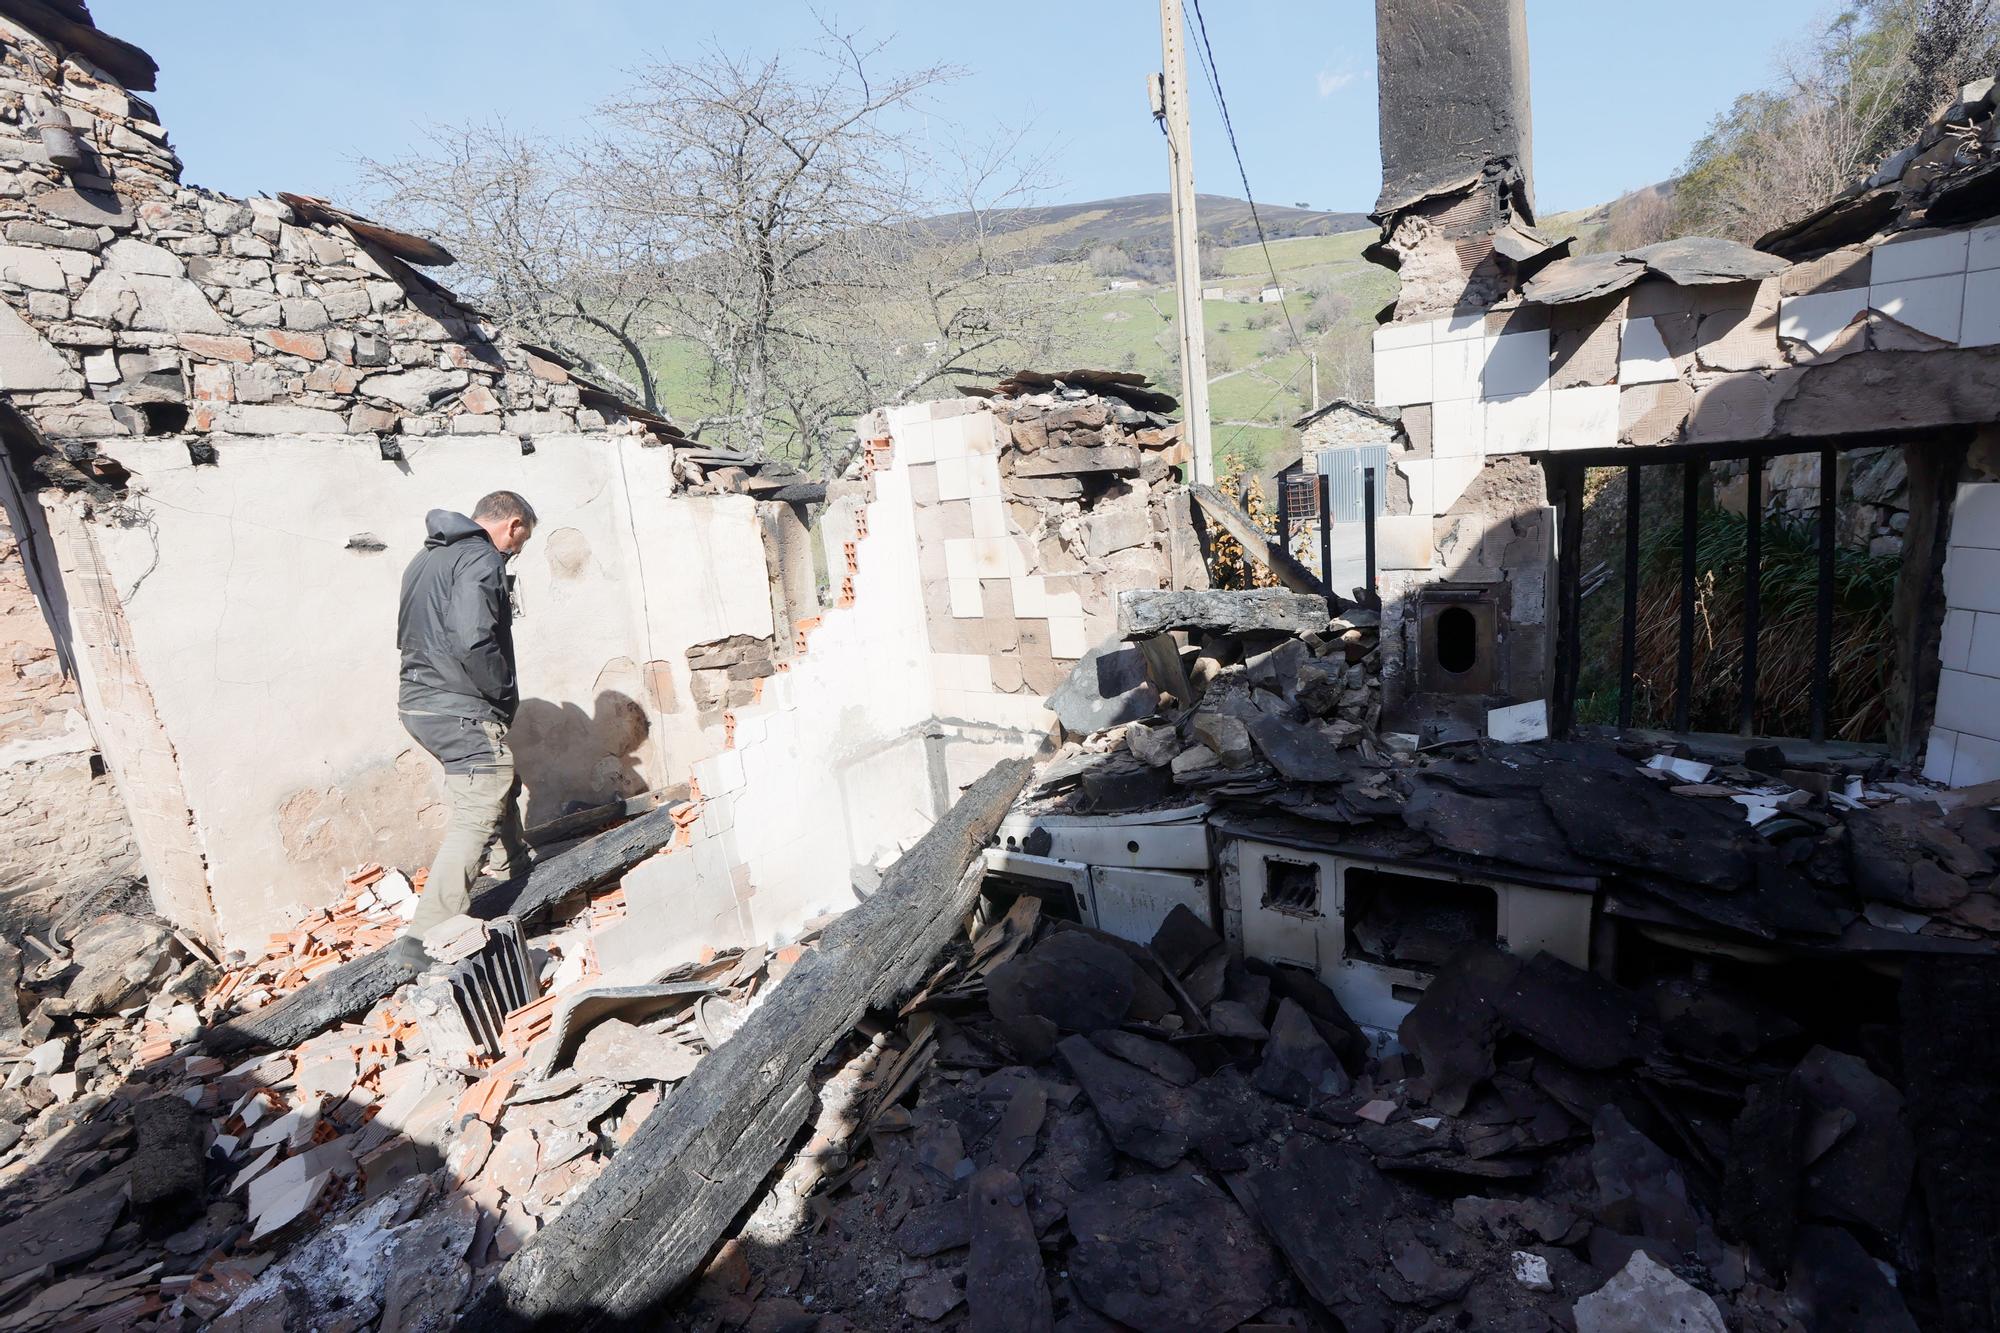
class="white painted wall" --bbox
[83,431,773,946]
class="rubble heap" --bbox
[677,895,1981,1332]
[971,369,1188,541]
[0,857,804,1328]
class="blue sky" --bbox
[94,0,1829,218]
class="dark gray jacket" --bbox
[398,511,517,768]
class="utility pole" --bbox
[1310,348,1320,411]
[1151,0,1213,485]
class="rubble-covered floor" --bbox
[673,894,1982,1332]
[0,858,805,1329]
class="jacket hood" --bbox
[424,509,491,549]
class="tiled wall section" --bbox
[602,399,1079,976]
[894,398,1165,732]
[1927,481,2000,787]
[1370,220,2000,575]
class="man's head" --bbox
[472,490,537,554]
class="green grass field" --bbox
[641,222,1388,473]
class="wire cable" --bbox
[1183,0,1308,358]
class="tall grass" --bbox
[1577,507,1900,740]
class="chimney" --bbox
[1373,0,1535,222]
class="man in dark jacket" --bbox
[397,490,537,942]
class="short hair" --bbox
[473,490,537,528]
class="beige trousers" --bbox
[408,721,530,938]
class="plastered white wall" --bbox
[82,431,772,946]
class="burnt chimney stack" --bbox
[1373,0,1535,221]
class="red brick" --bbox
[257,329,327,360]
[180,333,255,363]
[461,383,499,415]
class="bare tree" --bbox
[360,123,669,411]
[1675,1,2000,242]
[365,26,1078,474]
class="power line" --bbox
[1183,0,1308,359]
[1213,355,1311,462]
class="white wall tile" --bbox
[1955,482,2000,548]
[1961,268,2000,347]
[1432,337,1484,400]
[1482,329,1551,397]
[1374,319,1438,353]
[1870,273,1964,343]
[1935,667,2000,740]
[943,537,977,582]
[970,494,1007,539]
[895,416,937,464]
[1969,611,2000,679]
[971,535,1013,579]
[1924,727,1960,784]
[948,578,983,618]
[1374,344,1432,406]
[1618,318,1679,383]
[1432,456,1484,514]
[963,412,999,454]
[931,415,971,461]
[1049,616,1087,659]
[935,455,970,501]
[1954,731,2000,785]
[1945,545,2000,612]
[966,453,1002,500]
[1483,391,1549,454]
[1431,397,1484,459]
[1375,515,1435,570]
[1942,607,1976,672]
[1548,385,1620,451]
[1010,574,1048,619]
[1970,223,2000,273]
[1778,288,1869,354]
[1398,458,1436,515]
[1436,310,1487,342]
[1872,229,1969,283]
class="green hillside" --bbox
[644,195,1399,479]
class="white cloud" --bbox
[1316,64,1355,97]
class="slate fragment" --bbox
[1068,1172,1282,1333]
[1087,1029,1197,1086]
[1722,1076,1802,1274]
[1149,903,1222,976]
[965,1166,1053,1333]
[989,933,1138,1035]
[1792,1046,1911,1239]
[1055,1034,1195,1169]
[1399,945,1522,1114]
[1787,1225,1919,1333]
[1493,952,1648,1070]
[1253,998,1349,1108]
[1236,1137,1404,1328]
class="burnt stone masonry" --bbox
[0,8,666,484]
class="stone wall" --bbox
[0,498,135,927]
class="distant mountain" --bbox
[930,193,1372,264]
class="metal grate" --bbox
[445,915,540,1058]
[1283,474,1321,521]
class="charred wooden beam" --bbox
[1190,484,1332,599]
[203,803,686,1054]
[472,758,1035,1329]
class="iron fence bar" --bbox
[1741,457,1762,737]
[1555,462,1585,738]
[1619,463,1640,729]
[1362,466,1377,609]
[1318,477,1333,594]
[1674,458,1699,733]
[1812,445,1836,742]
